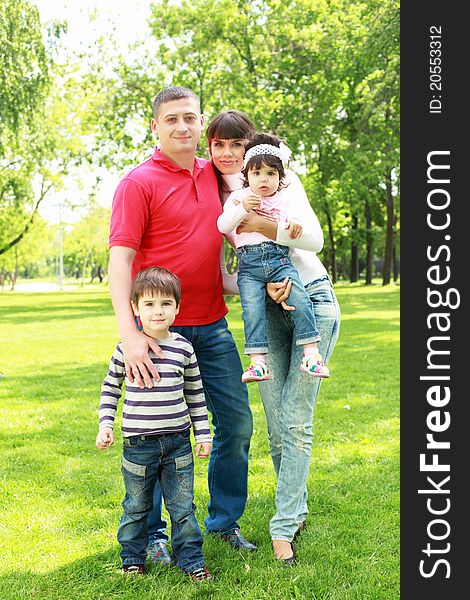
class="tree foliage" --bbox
[1,0,399,284]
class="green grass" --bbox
[0,282,399,599]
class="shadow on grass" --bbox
[0,291,113,325]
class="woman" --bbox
[207,110,341,565]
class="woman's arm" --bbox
[276,171,324,252]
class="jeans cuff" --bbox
[180,559,206,574]
[148,536,169,544]
[122,558,145,566]
[244,346,268,355]
[295,335,321,346]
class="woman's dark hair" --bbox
[206,110,256,198]
[242,132,287,190]
[206,109,255,143]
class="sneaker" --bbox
[123,564,144,574]
[300,354,330,378]
[146,540,171,565]
[241,360,272,383]
[187,566,213,581]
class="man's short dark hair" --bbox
[152,86,200,118]
[131,266,181,306]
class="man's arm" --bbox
[108,246,163,388]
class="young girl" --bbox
[217,133,330,383]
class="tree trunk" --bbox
[365,199,373,285]
[324,203,338,283]
[350,215,359,283]
[393,246,399,281]
[382,170,394,285]
[392,214,399,281]
[0,181,52,256]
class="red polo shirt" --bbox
[109,147,227,325]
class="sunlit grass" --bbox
[0,283,399,599]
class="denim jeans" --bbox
[118,430,205,573]
[148,317,252,541]
[258,275,340,541]
[237,242,320,355]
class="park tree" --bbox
[0,0,52,257]
[0,0,110,264]
[0,216,53,290]
[62,205,111,284]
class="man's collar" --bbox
[151,146,206,174]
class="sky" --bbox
[31,0,154,225]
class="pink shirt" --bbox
[110,148,227,326]
[217,187,290,248]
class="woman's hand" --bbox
[287,218,303,239]
[266,277,295,311]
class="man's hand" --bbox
[287,218,303,239]
[96,428,114,449]
[196,442,212,458]
[121,329,164,389]
[242,194,261,213]
[266,277,295,311]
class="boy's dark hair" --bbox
[206,110,256,199]
[242,132,287,190]
[152,86,200,118]
[131,267,181,306]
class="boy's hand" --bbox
[196,442,212,458]
[96,428,114,449]
[287,218,303,239]
[242,194,261,212]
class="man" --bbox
[108,86,256,565]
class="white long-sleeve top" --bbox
[221,172,328,286]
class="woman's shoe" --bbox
[293,519,306,541]
[272,540,296,567]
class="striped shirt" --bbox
[99,333,211,443]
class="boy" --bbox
[96,266,213,581]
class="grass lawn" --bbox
[0,282,399,599]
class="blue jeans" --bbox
[237,242,320,354]
[258,275,340,541]
[148,317,252,542]
[118,430,205,573]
